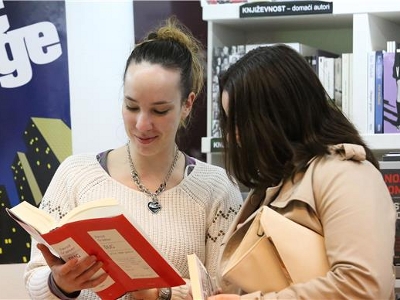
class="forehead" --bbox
[123,62,183,104]
[125,62,181,85]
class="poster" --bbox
[0,0,71,263]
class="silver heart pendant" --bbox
[148,201,162,214]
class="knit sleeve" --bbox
[203,167,243,282]
[24,156,81,299]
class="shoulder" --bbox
[183,159,242,201]
[192,159,227,174]
[306,145,389,207]
[191,159,236,184]
[52,153,103,182]
[287,143,385,209]
[59,153,99,170]
[310,144,380,181]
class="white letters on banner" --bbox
[0,3,62,88]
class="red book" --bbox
[6,198,185,299]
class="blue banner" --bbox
[0,0,71,263]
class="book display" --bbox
[6,198,185,299]
[379,160,400,278]
[200,0,400,165]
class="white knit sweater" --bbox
[24,153,243,300]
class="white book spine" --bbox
[367,51,376,134]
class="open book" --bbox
[187,253,218,300]
[6,198,185,299]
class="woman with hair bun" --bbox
[24,17,243,300]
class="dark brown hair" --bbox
[124,16,204,107]
[218,44,378,190]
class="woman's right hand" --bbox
[37,243,108,294]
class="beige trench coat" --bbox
[217,144,396,300]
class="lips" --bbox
[135,135,157,144]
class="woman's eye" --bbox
[126,105,139,111]
[154,109,169,115]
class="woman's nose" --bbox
[136,112,152,131]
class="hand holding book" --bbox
[7,198,185,299]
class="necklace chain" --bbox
[126,142,180,206]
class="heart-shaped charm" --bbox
[148,201,162,214]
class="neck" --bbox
[127,143,178,174]
[126,141,180,192]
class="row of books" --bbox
[367,41,400,134]
[211,42,352,138]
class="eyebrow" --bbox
[124,95,173,106]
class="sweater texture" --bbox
[24,153,243,299]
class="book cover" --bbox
[379,161,400,272]
[383,51,400,133]
[187,253,218,300]
[6,199,185,299]
[211,45,246,138]
[375,50,384,133]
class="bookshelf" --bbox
[200,0,400,165]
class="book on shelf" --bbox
[383,49,400,133]
[187,253,218,300]
[6,198,185,299]
[375,50,384,134]
[379,160,400,276]
[334,56,342,110]
[318,56,335,100]
[367,51,376,134]
[341,53,353,119]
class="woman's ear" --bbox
[181,92,196,119]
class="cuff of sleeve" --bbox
[48,273,80,299]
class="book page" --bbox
[7,201,56,234]
[59,198,122,226]
[187,253,218,300]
